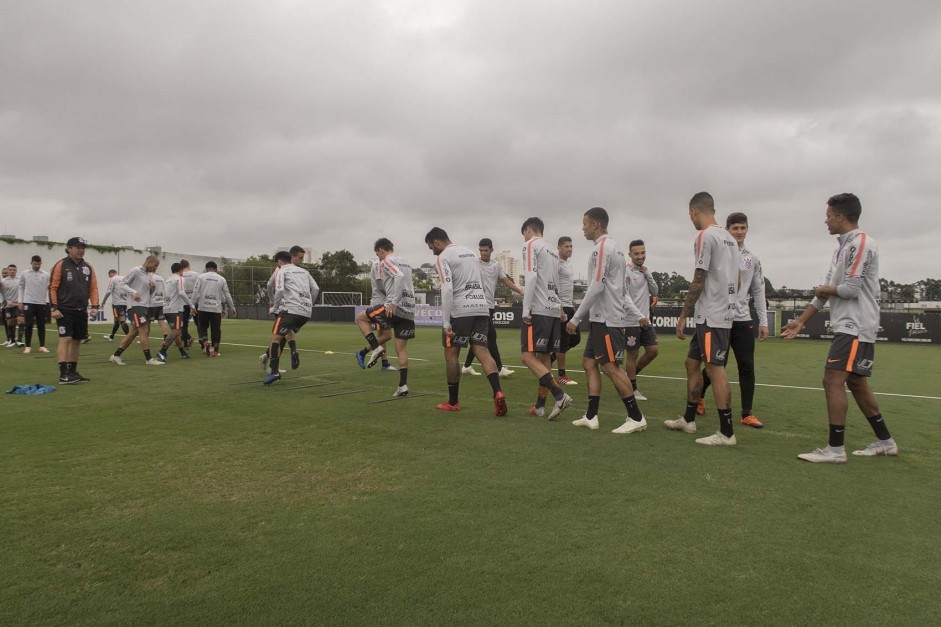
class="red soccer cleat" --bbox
[494,392,508,416]
[435,402,461,412]
[696,398,706,415]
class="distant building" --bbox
[495,250,521,283]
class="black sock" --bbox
[179,346,188,356]
[866,414,891,440]
[365,333,379,350]
[114,347,125,357]
[110,321,120,337]
[684,402,698,422]
[288,339,297,353]
[486,372,502,396]
[587,395,600,419]
[558,368,566,377]
[66,362,76,374]
[718,408,734,437]
[448,381,460,405]
[121,322,129,334]
[535,387,548,409]
[538,373,564,401]
[701,369,711,396]
[269,342,281,374]
[829,424,845,448]
[463,351,474,368]
[399,368,408,387]
[382,358,390,366]
[144,350,152,361]
[58,362,67,376]
[623,396,643,421]
[358,347,368,357]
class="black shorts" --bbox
[560,306,581,353]
[56,309,88,339]
[148,306,166,322]
[443,316,489,348]
[272,313,309,336]
[583,322,625,365]
[129,306,151,328]
[365,304,391,330]
[521,314,561,353]
[624,325,658,351]
[23,303,49,324]
[687,324,731,366]
[826,333,875,377]
[391,316,416,340]
[3,306,17,321]
[165,312,183,330]
[112,305,127,320]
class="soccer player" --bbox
[264,251,320,385]
[1,265,24,347]
[565,208,647,434]
[664,192,741,446]
[151,271,172,341]
[425,227,508,416]
[556,236,580,385]
[48,237,100,383]
[623,240,659,400]
[179,259,199,348]
[518,218,573,420]
[263,246,316,371]
[108,256,165,366]
[100,269,130,341]
[191,261,237,356]
[461,238,523,378]
[18,255,51,354]
[155,263,193,362]
[353,239,416,396]
[783,193,899,463]
[697,213,769,428]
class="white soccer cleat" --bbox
[22,347,31,354]
[664,417,697,433]
[852,440,899,457]
[633,390,648,401]
[461,365,481,376]
[572,415,599,430]
[38,347,50,353]
[695,432,737,446]
[259,352,269,370]
[393,385,409,397]
[798,447,847,463]
[103,334,113,341]
[109,355,126,366]
[145,358,166,366]
[547,393,573,421]
[498,366,514,377]
[366,345,385,368]
[613,416,647,434]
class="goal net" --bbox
[320,291,363,306]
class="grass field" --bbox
[2,320,940,626]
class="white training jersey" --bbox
[192,271,236,315]
[478,258,506,310]
[734,245,768,327]
[521,236,561,318]
[1,276,19,304]
[118,266,155,308]
[625,263,658,322]
[692,224,739,329]
[436,244,489,323]
[151,273,166,307]
[557,257,575,308]
[19,269,50,305]
[377,253,415,320]
[810,229,881,343]
[101,275,127,307]
[369,261,385,307]
[571,234,627,327]
[181,270,199,299]
[610,252,646,327]
[271,263,319,317]
[164,274,193,314]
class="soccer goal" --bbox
[320,291,364,306]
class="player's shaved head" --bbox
[584,207,609,229]
[689,192,715,212]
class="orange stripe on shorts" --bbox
[527,325,534,352]
[604,332,615,362]
[846,338,859,372]
[704,331,712,363]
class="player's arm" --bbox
[751,258,769,340]
[223,282,236,317]
[676,268,706,340]
[309,274,320,306]
[270,268,285,312]
[781,302,820,339]
[437,257,454,333]
[646,269,659,307]
[521,247,537,321]
[568,253,605,332]
[178,277,194,308]
[624,292,648,328]
[383,259,404,316]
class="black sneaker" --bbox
[74,372,90,382]
[59,373,81,385]
[157,350,168,363]
[180,351,191,360]
[291,351,300,370]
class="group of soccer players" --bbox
[17,189,898,464]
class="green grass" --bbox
[2,321,939,626]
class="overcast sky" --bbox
[2,0,939,287]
